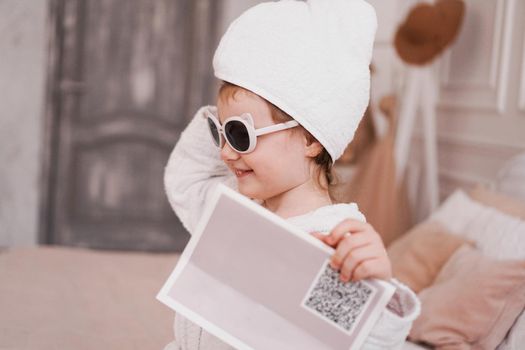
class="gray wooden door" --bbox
[41,0,221,252]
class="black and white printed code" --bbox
[302,260,374,333]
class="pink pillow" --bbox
[387,220,473,293]
[409,245,525,349]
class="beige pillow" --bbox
[387,220,473,293]
[469,184,525,220]
[409,245,525,349]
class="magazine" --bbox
[157,183,396,350]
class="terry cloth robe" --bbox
[162,106,421,350]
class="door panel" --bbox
[43,0,221,252]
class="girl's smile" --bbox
[234,168,254,178]
[216,87,333,219]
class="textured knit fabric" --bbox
[212,0,377,162]
[162,106,421,350]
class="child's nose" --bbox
[220,142,241,162]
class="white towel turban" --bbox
[212,0,377,162]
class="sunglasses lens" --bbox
[225,120,250,152]
[207,117,221,147]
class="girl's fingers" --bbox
[310,231,326,241]
[352,258,391,281]
[330,233,373,268]
[336,245,384,282]
[325,219,371,246]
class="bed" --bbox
[0,246,179,349]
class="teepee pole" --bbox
[395,65,440,215]
[421,67,439,211]
[394,67,420,182]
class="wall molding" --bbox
[438,0,515,114]
[437,168,490,202]
[439,168,491,189]
[412,128,524,159]
[519,31,525,112]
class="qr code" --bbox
[302,260,374,333]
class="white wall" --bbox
[368,0,525,222]
[432,0,525,193]
[0,1,48,247]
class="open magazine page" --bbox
[157,184,396,350]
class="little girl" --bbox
[163,0,420,349]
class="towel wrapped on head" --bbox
[213,0,378,162]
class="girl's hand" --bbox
[311,219,392,283]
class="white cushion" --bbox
[430,189,525,260]
[496,152,525,203]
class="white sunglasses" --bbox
[204,108,299,153]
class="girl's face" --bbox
[217,91,319,201]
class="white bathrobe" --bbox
[162,106,421,350]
